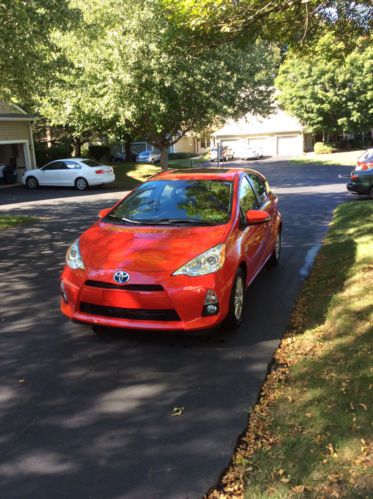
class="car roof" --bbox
[152,168,261,181]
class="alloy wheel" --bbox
[234,275,244,321]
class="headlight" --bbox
[173,244,225,277]
[66,239,85,270]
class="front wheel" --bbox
[369,187,373,200]
[75,177,88,191]
[223,268,245,330]
[268,230,281,266]
[26,176,39,189]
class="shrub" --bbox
[168,152,195,160]
[34,143,73,166]
[314,142,334,154]
[88,145,111,161]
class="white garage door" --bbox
[277,135,301,156]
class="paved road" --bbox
[0,161,353,498]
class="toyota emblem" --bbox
[113,271,130,284]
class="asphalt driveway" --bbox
[0,161,353,498]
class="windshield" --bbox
[82,160,103,168]
[107,179,233,225]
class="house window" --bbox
[200,135,210,149]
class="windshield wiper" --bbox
[139,218,216,225]
[106,214,140,224]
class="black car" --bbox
[347,168,373,199]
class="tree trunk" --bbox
[160,146,168,171]
[124,135,132,162]
[72,137,82,157]
[45,125,52,148]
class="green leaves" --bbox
[276,34,373,134]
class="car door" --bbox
[39,161,65,185]
[60,160,82,186]
[247,173,274,266]
[238,175,266,284]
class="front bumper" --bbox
[60,266,233,331]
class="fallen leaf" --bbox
[171,407,184,417]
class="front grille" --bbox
[85,280,164,292]
[80,302,181,321]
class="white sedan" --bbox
[23,158,115,191]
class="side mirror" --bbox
[246,209,271,225]
[98,207,112,219]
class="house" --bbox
[212,109,313,156]
[0,101,37,182]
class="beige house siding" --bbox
[173,136,197,154]
[0,121,31,142]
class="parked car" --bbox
[111,151,126,162]
[60,167,282,333]
[23,158,115,191]
[136,150,161,163]
[356,148,373,170]
[210,146,235,162]
[237,146,264,160]
[347,168,373,198]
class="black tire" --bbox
[75,177,88,191]
[26,176,39,189]
[268,230,281,267]
[369,187,373,200]
[222,268,246,330]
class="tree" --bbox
[163,1,373,53]
[56,0,278,169]
[0,0,77,103]
[275,34,372,140]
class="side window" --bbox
[65,160,81,169]
[43,161,63,171]
[248,174,268,204]
[239,176,258,213]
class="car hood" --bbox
[79,221,230,272]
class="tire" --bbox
[26,176,39,189]
[222,268,245,330]
[75,177,88,191]
[268,230,281,267]
[369,187,373,200]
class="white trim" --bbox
[0,139,28,145]
[0,117,36,122]
[10,103,27,114]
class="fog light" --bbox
[202,289,219,316]
[206,304,218,314]
[61,281,68,304]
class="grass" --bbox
[208,200,373,499]
[290,150,364,167]
[104,156,208,191]
[0,215,38,229]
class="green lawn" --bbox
[208,200,373,498]
[290,150,364,167]
[105,157,208,191]
[0,215,38,229]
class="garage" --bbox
[0,101,36,184]
[212,109,308,158]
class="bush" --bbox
[314,142,334,154]
[88,145,111,161]
[168,152,196,160]
[34,143,73,166]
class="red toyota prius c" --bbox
[60,168,282,333]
